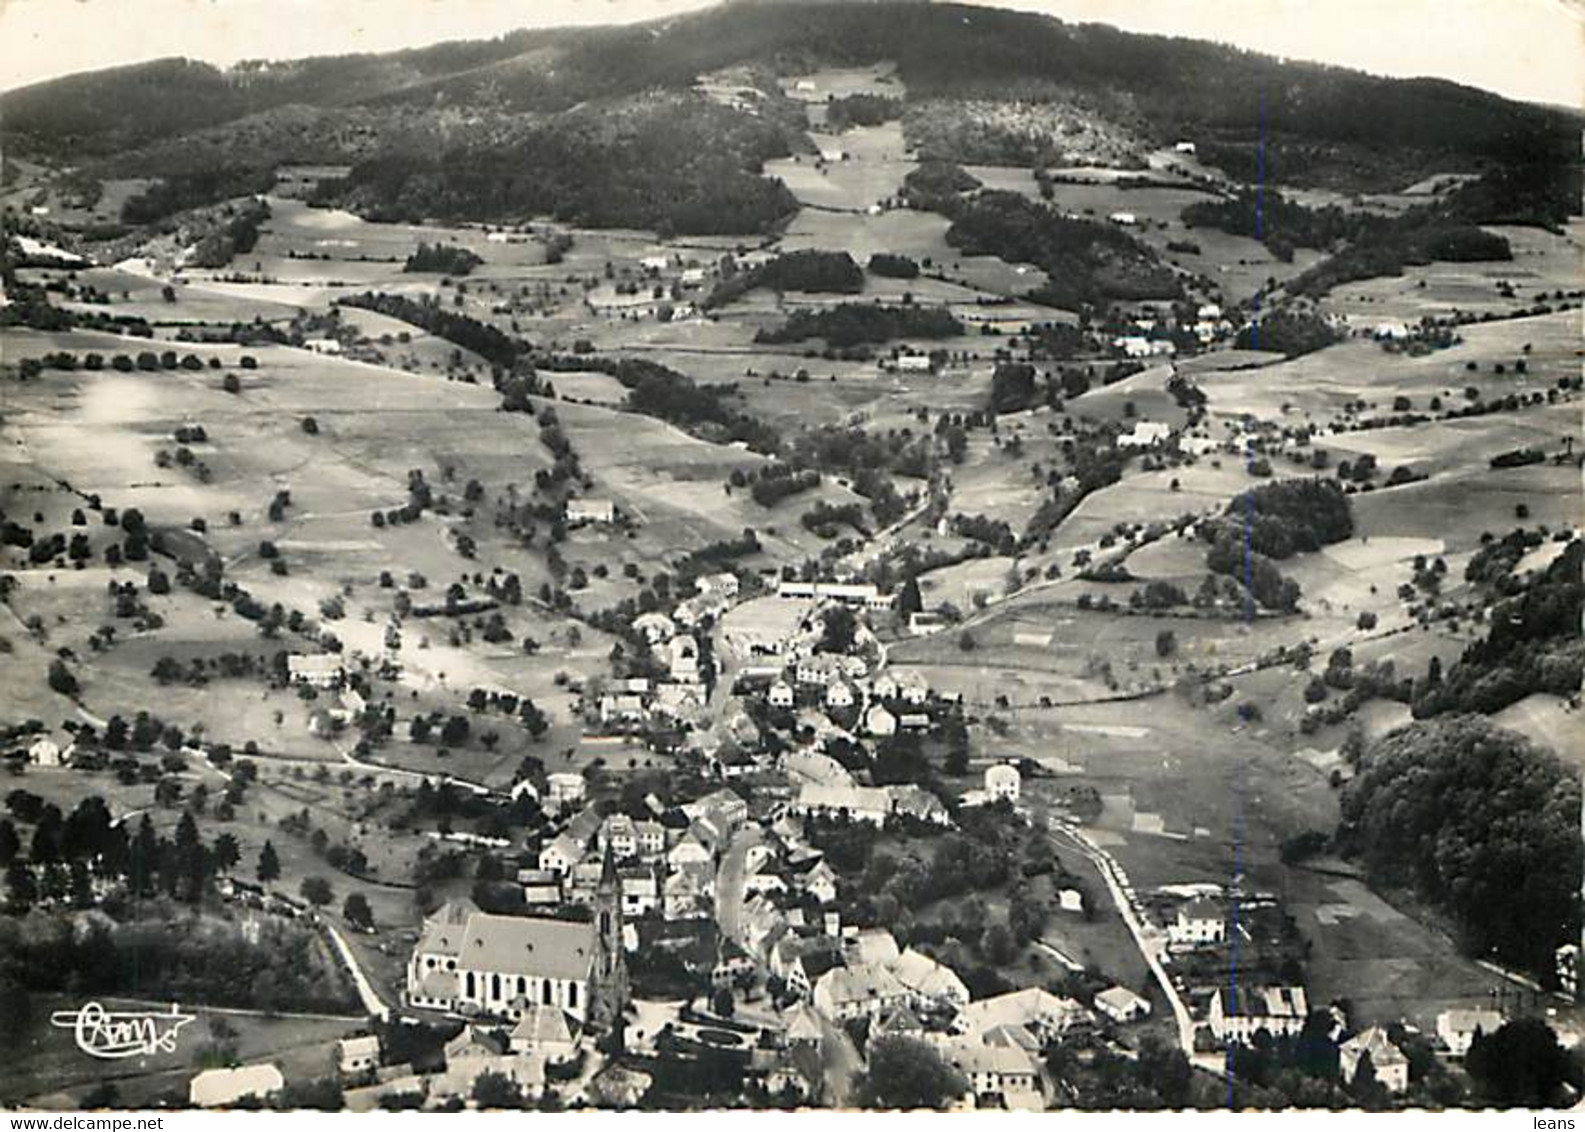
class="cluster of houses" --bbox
[1111,303,1230,358]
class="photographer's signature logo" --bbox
[50,1002,196,1059]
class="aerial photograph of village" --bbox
[0,0,1580,1114]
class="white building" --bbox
[337,1035,381,1079]
[565,498,616,526]
[769,681,795,708]
[1437,1008,1503,1058]
[824,680,855,710]
[509,1004,580,1065]
[892,947,970,1009]
[865,703,897,737]
[793,783,892,826]
[775,579,894,610]
[190,1063,284,1108]
[28,737,63,767]
[813,964,910,1022]
[1206,985,1307,1044]
[1108,211,1137,226]
[546,772,586,811]
[1170,898,1226,947]
[939,1040,1041,1105]
[1174,141,1198,155]
[985,763,1021,804]
[1119,421,1172,450]
[667,635,701,682]
[405,905,612,1024]
[287,653,344,688]
[1114,335,1175,359]
[696,572,740,599]
[633,612,676,644]
[1340,1026,1409,1093]
[1094,985,1151,1024]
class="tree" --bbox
[1339,717,1581,976]
[343,892,374,932]
[820,605,858,654]
[0,820,18,866]
[1154,629,1177,658]
[472,1070,525,1109]
[47,660,79,697]
[257,840,281,884]
[300,875,334,907]
[855,1036,968,1110]
[1466,1019,1579,1106]
[213,832,241,873]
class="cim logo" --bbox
[50,1002,196,1060]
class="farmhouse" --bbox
[1169,898,1226,947]
[509,1004,581,1065]
[891,947,971,1008]
[338,1035,381,1079]
[793,782,892,825]
[28,737,64,767]
[667,635,701,682]
[813,963,911,1022]
[1206,985,1307,1043]
[776,578,895,610]
[1437,1008,1503,1058]
[769,680,796,708]
[938,1039,1041,1106]
[959,988,1089,1044]
[1114,335,1175,359]
[1119,421,1172,449]
[640,255,671,272]
[894,353,933,373]
[1340,1026,1408,1093]
[433,1026,543,1102]
[189,1063,284,1108]
[1094,985,1151,1024]
[546,772,587,810]
[565,498,616,526]
[696,572,740,598]
[633,611,676,643]
[1108,211,1137,226]
[304,338,343,355]
[865,703,897,737]
[1174,140,1198,155]
[288,653,345,688]
[985,763,1021,803]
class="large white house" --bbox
[565,498,616,526]
[1437,1008,1503,1058]
[189,1063,284,1108]
[985,763,1021,804]
[1206,985,1307,1044]
[1169,898,1226,948]
[1340,1026,1409,1092]
[288,653,344,688]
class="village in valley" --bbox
[0,0,1582,1113]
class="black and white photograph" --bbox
[0,0,1580,1115]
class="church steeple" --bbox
[588,842,628,1039]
